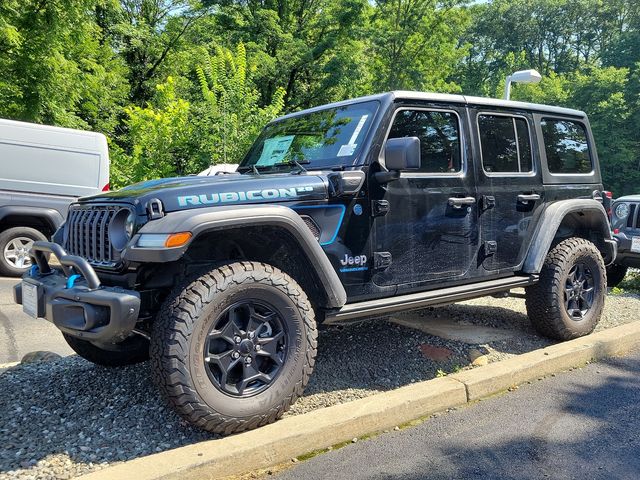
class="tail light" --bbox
[102,183,110,192]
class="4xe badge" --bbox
[339,254,368,273]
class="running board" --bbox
[324,275,538,324]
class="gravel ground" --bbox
[1,291,639,480]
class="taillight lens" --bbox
[102,183,110,192]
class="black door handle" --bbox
[517,193,541,204]
[448,197,476,208]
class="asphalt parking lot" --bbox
[0,277,73,364]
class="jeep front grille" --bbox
[627,204,639,229]
[64,205,124,266]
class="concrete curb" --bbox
[79,321,640,480]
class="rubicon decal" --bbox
[177,186,315,207]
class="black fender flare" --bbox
[0,206,64,232]
[123,205,348,308]
[522,199,616,273]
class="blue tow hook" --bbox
[66,274,82,289]
[29,265,39,277]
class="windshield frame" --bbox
[238,99,381,174]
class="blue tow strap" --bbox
[66,274,82,289]
[29,265,39,277]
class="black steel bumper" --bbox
[611,233,640,268]
[13,241,140,343]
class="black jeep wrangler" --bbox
[14,92,616,434]
[607,195,640,286]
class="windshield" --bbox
[238,100,379,173]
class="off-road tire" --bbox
[150,261,317,435]
[606,263,628,289]
[525,237,605,340]
[0,226,47,276]
[63,334,149,367]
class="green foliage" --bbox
[1,0,640,193]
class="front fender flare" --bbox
[522,199,615,273]
[124,205,347,308]
[0,206,64,231]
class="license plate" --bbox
[632,236,640,254]
[22,281,39,318]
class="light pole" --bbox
[503,69,542,100]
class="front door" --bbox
[471,109,543,272]
[372,105,479,290]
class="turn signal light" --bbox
[165,232,192,248]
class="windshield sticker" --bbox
[347,114,369,145]
[256,135,295,166]
[337,144,357,157]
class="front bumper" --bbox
[611,232,640,268]
[13,241,140,343]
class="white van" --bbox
[0,119,109,276]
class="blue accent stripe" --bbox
[340,266,368,272]
[291,204,346,246]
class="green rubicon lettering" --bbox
[177,186,314,207]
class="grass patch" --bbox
[611,269,640,295]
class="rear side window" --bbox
[388,109,462,174]
[540,119,592,174]
[478,114,532,174]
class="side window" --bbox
[478,114,532,173]
[540,119,592,174]
[387,109,462,173]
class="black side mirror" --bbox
[376,137,421,183]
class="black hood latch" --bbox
[146,198,164,220]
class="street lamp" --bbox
[503,69,542,100]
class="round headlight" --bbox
[615,203,629,219]
[124,212,136,239]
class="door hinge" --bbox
[484,241,497,256]
[373,251,392,270]
[372,200,390,217]
[481,195,496,210]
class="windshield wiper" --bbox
[252,165,261,176]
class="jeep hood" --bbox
[80,173,329,213]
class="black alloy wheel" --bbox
[564,262,595,320]
[204,301,287,397]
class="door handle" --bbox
[448,197,476,208]
[517,193,541,203]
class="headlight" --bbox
[124,212,136,239]
[615,203,629,219]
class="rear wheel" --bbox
[150,262,317,434]
[63,334,149,367]
[0,227,47,276]
[606,264,628,288]
[525,237,605,340]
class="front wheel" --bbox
[150,262,317,434]
[525,237,606,340]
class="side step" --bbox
[324,275,537,324]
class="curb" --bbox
[79,321,640,480]
[0,361,20,370]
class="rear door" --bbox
[471,109,544,273]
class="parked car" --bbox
[0,118,109,276]
[198,163,238,175]
[607,194,640,287]
[15,91,615,434]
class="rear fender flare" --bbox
[523,199,615,273]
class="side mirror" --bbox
[376,137,420,183]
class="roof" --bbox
[276,91,586,121]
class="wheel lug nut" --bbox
[232,351,240,359]
[234,336,241,344]
[255,344,261,351]
[248,331,255,339]
[245,357,252,364]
